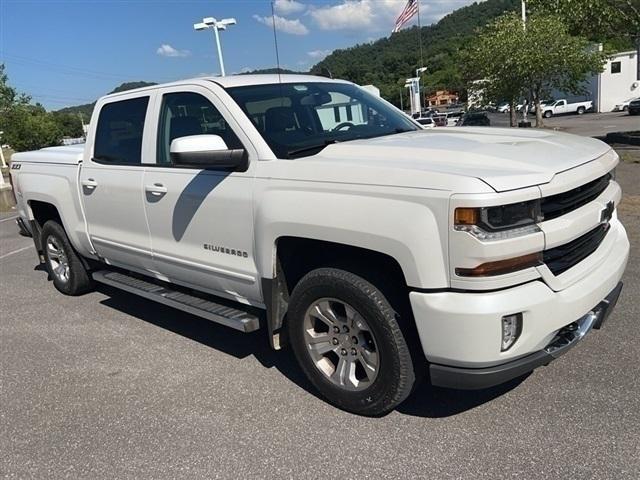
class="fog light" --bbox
[501,313,522,351]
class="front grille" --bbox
[541,173,611,221]
[543,224,610,275]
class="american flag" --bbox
[392,0,419,33]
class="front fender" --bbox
[254,181,451,289]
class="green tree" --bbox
[463,13,606,127]
[529,0,640,81]
[52,111,84,138]
[0,64,63,151]
[462,14,529,126]
[528,0,640,50]
[3,105,62,152]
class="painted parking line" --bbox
[0,245,32,260]
[0,215,18,223]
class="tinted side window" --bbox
[94,97,149,165]
[157,92,242,165]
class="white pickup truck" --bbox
[10,75,629,416]
[541,99,593,118]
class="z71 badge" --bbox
[204,244,248,258]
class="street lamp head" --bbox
[219,18,236,26]
[417,67,428,74]
[194,22,208,31]
[202,17,216,26]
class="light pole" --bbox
[520,1,532,127]
[194,16,237,76]
[415,67,427,113]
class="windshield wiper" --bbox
[287,139,339,158]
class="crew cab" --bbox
[541,99,593,118]
[10,75,629,416]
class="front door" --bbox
[142,88,260,304]
[80,95,154,272]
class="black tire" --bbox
[543,110,553,118]
[41,220,93,296]
[623,106,629,112]
[577,106,586,115]
[288,268,416,416]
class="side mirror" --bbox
[170,134,246,170]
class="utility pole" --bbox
[194,17,237,76]
[520,0,531,127]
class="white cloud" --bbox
[310,1,375,30]
[310,0,477,33]
[274,0,306,15]
[307,49,332,60]
[156,44,191,58]
[253,14,309,35]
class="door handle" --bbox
[82,178,98,189]
[145,183,168,196]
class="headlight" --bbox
[454,200,542,240]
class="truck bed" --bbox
[11,144,85,165]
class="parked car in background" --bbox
[497,102,510,113]
[615,97,639,112]
[432,114,448,127]
[458,112,491,126]
[415,116,436,128]
[629,98,640,115]
[542,99,593,118]
[445,111,463,126]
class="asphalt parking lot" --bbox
[487,111,639,137]
[1,160,639,479]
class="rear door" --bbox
[142,85,260,304]
[80,94,155,271]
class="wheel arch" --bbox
[263,236,418,350]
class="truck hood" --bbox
[311,128,611,192]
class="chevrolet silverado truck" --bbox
[10,75,629,416]
[541,99,593,118]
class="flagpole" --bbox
[417,0,424,67]
[417,0,425,111]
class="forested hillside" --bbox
[311,0,519,105]
[56,81,157,122]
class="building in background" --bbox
[427,90,459,108]
[588,50,639,112]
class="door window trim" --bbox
[152,88,249,171]
[91,95,153,167]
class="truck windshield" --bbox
[226,82,418,158]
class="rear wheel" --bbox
[288,268,416,416]
[42,220,93,295]
[543,110,553,118]
[577,106,586,115]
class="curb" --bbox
[605,131,640,146]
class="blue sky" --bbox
[0,0,476,110]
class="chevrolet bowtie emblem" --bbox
[600,201,614,224]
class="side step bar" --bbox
[92,270,260,332]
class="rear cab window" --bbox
[94,96,149,165]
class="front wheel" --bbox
[288,268,416,416]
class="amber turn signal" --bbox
[454,207,479,226]
[455,253,542,277]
